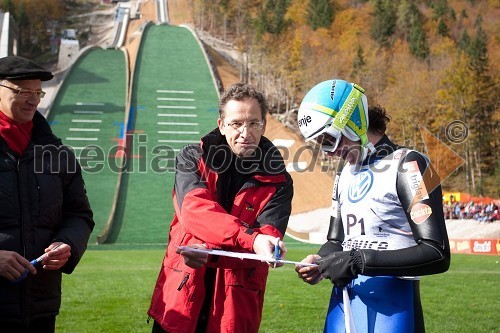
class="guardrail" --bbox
[110,5,130,48]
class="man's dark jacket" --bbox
[0,111,94,325]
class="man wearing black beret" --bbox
[0,56,94,332]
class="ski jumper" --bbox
[320,135,450,333]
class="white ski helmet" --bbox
[298,79,373,155]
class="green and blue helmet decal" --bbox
[298,79,369,146]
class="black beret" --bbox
[0,56,53,81]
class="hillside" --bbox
[39,1,499,241]
[169,0,500,239]
[172,0,500,198]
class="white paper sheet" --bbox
[177,246,318,267]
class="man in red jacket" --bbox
[148,83,293,333]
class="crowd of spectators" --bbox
[443,201,500,223]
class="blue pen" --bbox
[11,244,62,284]
[274,237,281,260]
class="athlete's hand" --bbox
[0,250,36,281]
[177,244,208,269]
[296,254,323,285]
[316,250,363,288]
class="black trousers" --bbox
[2,316,56,333]
[152,320,168,333]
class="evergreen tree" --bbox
[458,30,470,52]
[467,17,488,74]
[430,0,454,38]
[307,0,333,31]
[460,9,468,19]
[370,0,396,47]
[352,45,365,76]
[467,18,496,183]
[396,0,415,40]
[409,22,429,60]
[271,0,289,34]
[0,0,15,14]
[430,0,450,19]
[437,17,450,37]
[256,0,290,35]
[255,5,270,36]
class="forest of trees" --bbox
[190,0,498,197]
[0,0,96,60]
[1,0,497,197]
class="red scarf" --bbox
[0,111,33,155]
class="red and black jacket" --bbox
[149,128,293,333]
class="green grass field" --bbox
[57,248,499,332]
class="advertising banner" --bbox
[449,239,499,255]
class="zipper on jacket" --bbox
[16,158,27,259]
[6,151,16,162]
[15,155,29,324]
[177,273,190,291]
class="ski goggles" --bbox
[315,125,342,153]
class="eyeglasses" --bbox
[225,120,264,132]
[0,84,46,99]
